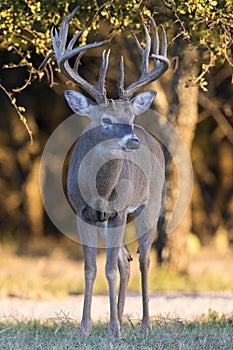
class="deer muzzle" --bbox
[117,126,140,151]
[125,135,140,150]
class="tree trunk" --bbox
[162,38,199,272]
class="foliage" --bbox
[0,0,154,86]
[165,0,233,89]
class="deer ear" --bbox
[64,90,94,115]
[131,91,157,115]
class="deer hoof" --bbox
[141,317,152,331]
[79,321,92,337]
[109,320,121,337]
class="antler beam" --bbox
[40,6,110,104]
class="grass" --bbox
[0,312,232,350]
[0,240,232,349]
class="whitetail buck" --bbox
[41,7,169,337]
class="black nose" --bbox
[126,136,140,150]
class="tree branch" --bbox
[198,92,233,144]
[0,84,33,144]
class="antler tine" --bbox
[121,16,170,100]
[59,6,80,54]
[150,16,159,55]
[148,15,170,72]
[67,28,85,51]
[132,33,143,56]
[96,49,111,97]
[131,24,151,77]
[141,23,151,76]
[73,51,86,73]
[118,56,125,99]
[160,24,168,57]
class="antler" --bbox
[40,7,110,104]
[118,16,170,100]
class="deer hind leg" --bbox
[117,245,132,327]
[136,222,157,330]
[77,218,97,337]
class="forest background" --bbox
[0,0,232,287]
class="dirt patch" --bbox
[0,293,232,323]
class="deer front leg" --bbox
[79,244,97,337]
[77,218,97,337]
[106,246,120,337]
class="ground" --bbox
[0,292,232,323]
[0,243,232,324]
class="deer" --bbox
[41,6,169,337]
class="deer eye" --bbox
[102,117,112,124]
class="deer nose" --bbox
[126,136,140,150]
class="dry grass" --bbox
[0,239,232,299]
[0,312,232,350]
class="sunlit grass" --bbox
[0,312,232,350]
